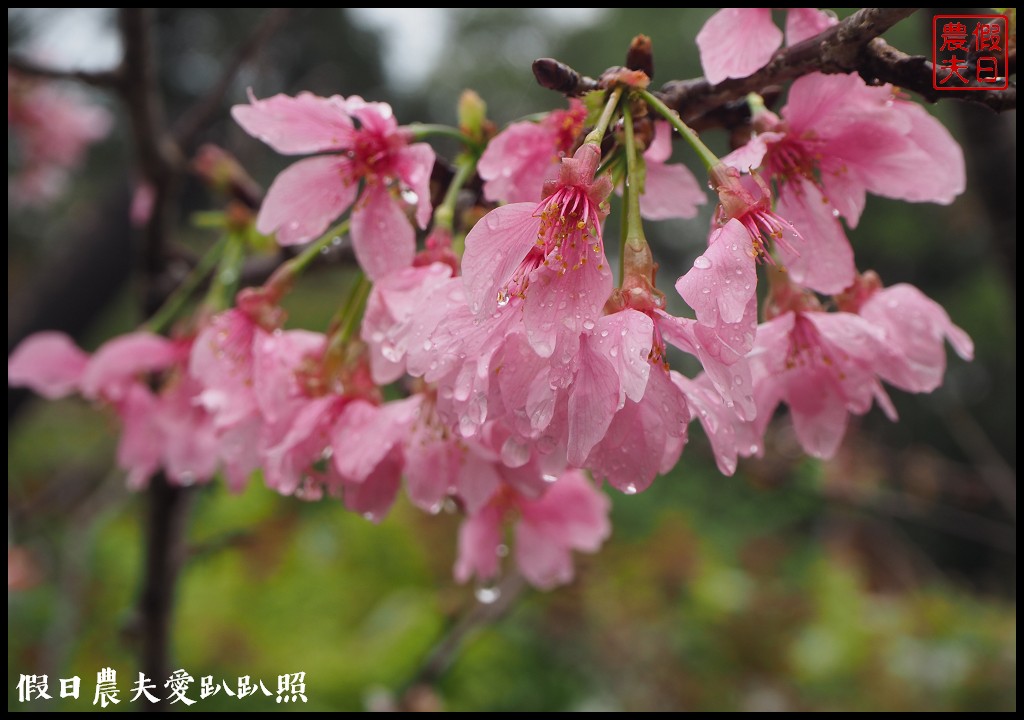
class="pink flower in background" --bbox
[9,330,216,489]
[724,72,966,293]
[635,121,707,221]
[462,143,613,357]
[478,99,587,204]
[8,331,89,399]
[8,70,113,206]
[455,470,611,590]
[696,8,836,85]
[232,91,434,279]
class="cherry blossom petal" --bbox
[454,504,503,583]
[462,202,541,317]
[8,331,88,399]
[697,8,783,85]
[394,142,436,229]
[231,90,353,154]
[351,183,418,280]
[256,155,358,246]
[81,332,182,402]
[677,219,757,327]
[784,7,836,44]
[775,180,855,295]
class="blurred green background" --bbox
[8,8,1016,711]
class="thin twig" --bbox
[174,8,295,149]
[8,53,122,88]
[403,572,528,692]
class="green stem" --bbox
[434,154,479,232]
[618,102,643,256]
[145,235,228,333]
[337,274,370,344]
[332,273,372,348]
[639,88,719,170]
[584,86,624,147]
[208,234,245,311]
[408,123,479,150]
[287,219,351,276]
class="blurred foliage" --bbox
[8,7,1016,712]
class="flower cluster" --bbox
[9,36,974,593]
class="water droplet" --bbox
[362,511,378,522]
[401,188,419,205]
[609,347,618,357]
[831,208,840,218]
[623,483,638,495]
[422,340,433,351]
[496,544,510,558]
[582,319,595,331]
[475,583,501,604]
[497,290,510,307]
[749,444,760,454]
[178,471,196,486]
[542,473,558,484]
[693,255,712,270]
[427,501,443,515]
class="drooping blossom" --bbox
[724,71,966,293]
[696,8,836,85]
[8,70,113,206]
[478,99,587,204]
[462,143,613,358]
[232,91,435,279]
[741,278,907,459]
[454,470,611,590]
[837,271,974,394]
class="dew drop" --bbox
[496,543,510,558]
[582,319,595,331]
[831,208,841,218]
[623,483,638,495]
[693,255,712,270]
[401,188,419,205]
[475,584,501,604]
[362,511,378,522]
[542,472,558,484]
[422,339,433,351]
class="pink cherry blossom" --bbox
[232,91,434,279]
[478,99,587,204]
[744,288,905,459]
[8,331,89,399]
[675,218,759,359]
[696,8,836,85]
[723,72,966,293]
[462,143,613,357]
[837,274,974,394]
[454,470,611,590]
[8,70,113,206]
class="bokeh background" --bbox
[8,8,1016,711]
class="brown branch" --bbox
[7,53,122,88]
[534,9,1014,124]
[656,8,1014,122]
[117,10,195,709]
[174,8,295,150]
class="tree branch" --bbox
[174,8,295,150]
[534,9,1014,123]
[656,8,1014,122]
[7,53,121,88]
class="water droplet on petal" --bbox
[623,483,638,495]
[475,583,501,604]
[496,544,509,558]
[542,473,558,484]
[582,319,595,331]
[693,255,712,270]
